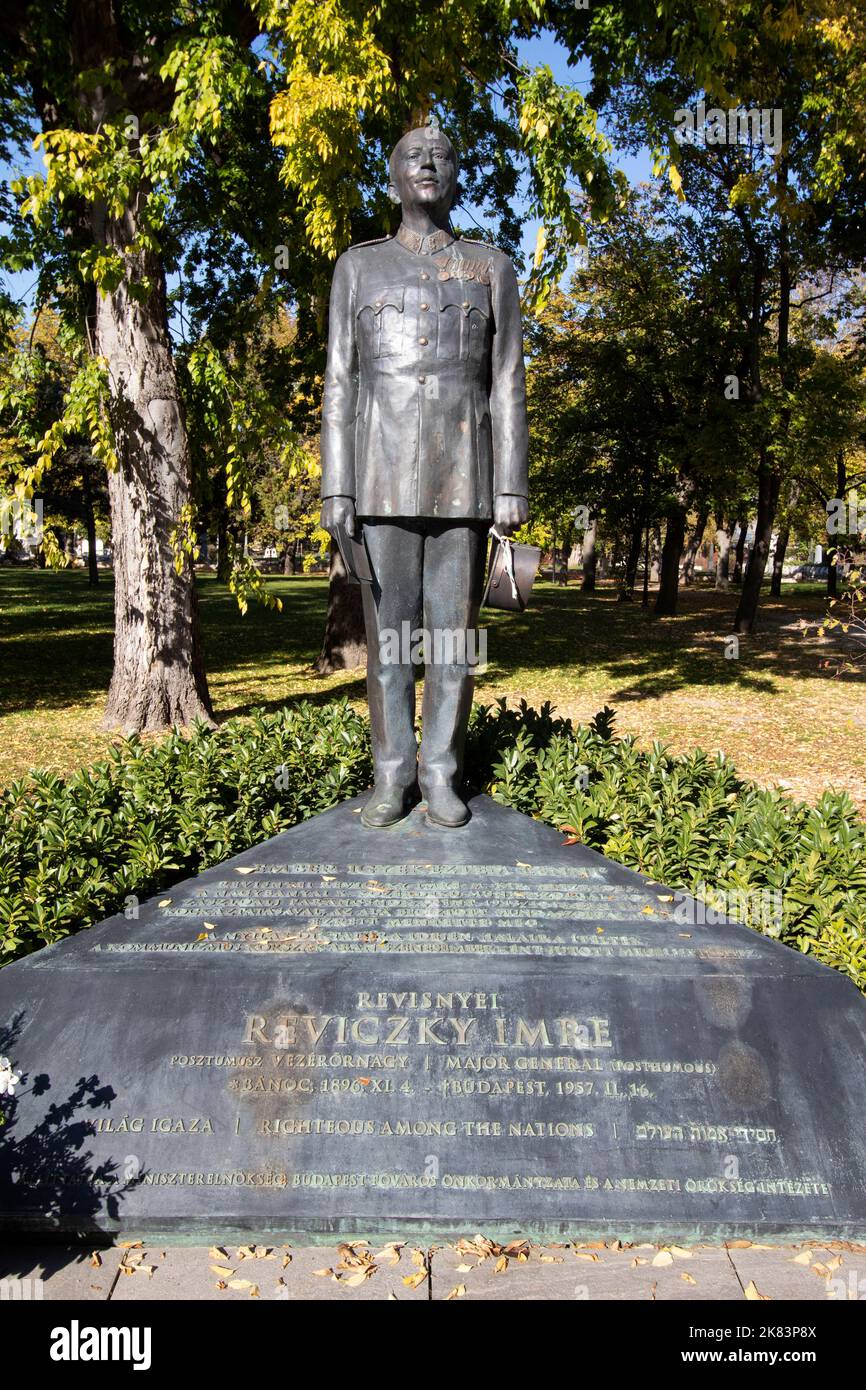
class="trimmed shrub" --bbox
[467,700,866,992]
[2,697,865,993]
[0,700,371,961]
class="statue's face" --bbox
[390,128,457,218]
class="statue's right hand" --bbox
[320,496,357,539]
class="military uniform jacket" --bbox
[320,228,528,520]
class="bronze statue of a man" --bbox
[320,124,529,828]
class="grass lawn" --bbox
[1,567,863,811]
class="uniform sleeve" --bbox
[320,252,358,500]
[489,255,529,499]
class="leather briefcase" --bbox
[482,531,541,611]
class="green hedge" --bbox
[2,698,865,993]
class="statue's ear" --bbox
[387,182,401,207]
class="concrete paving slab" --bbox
[271,1242,429,1301]
[3,1239,860,1301]
[726,1244,864,1301]
[0,1244,122,1300]
[430,1241,743,1301]
[108,1240,429,1301]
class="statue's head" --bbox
[388,123,458,219]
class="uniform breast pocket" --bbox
[438,280,490,361]
[357,286,405,358]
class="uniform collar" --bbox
[395,223,455,256]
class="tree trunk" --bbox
[581,517,597,592]
[715,519,734,588]
[84,477,99,586]
[619,517,643,601]
[827,451,845,599]
[314,541,366,674]
[732,516,748,585]
[771,479,801,600]
[770,525,789,597]
[216,499,232,583]
[97,193,214,730]
[733,462,781,633]
[655,508,687,615]
[682,506,709,585]
[650,524,661,585]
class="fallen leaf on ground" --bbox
[744,1280,772,1301]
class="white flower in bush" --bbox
[0,1057,21,1097]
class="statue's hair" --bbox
[388,127,459,188]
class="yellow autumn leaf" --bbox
[745,1280,772,1300]
[533,226,547,271]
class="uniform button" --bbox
[419,337,428,345]
[420,302,429,310]
[462,300,470,309]
[420,272,429,281]
[418,374,426,384]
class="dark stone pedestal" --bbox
[2,794,865,1242]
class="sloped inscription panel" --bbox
[1,796,865,1240]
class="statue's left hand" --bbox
[494,494,529,535]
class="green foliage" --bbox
[464,700,866,993]
[810,566,866,675]
[2,699,865,997]
[0,700,371,962]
